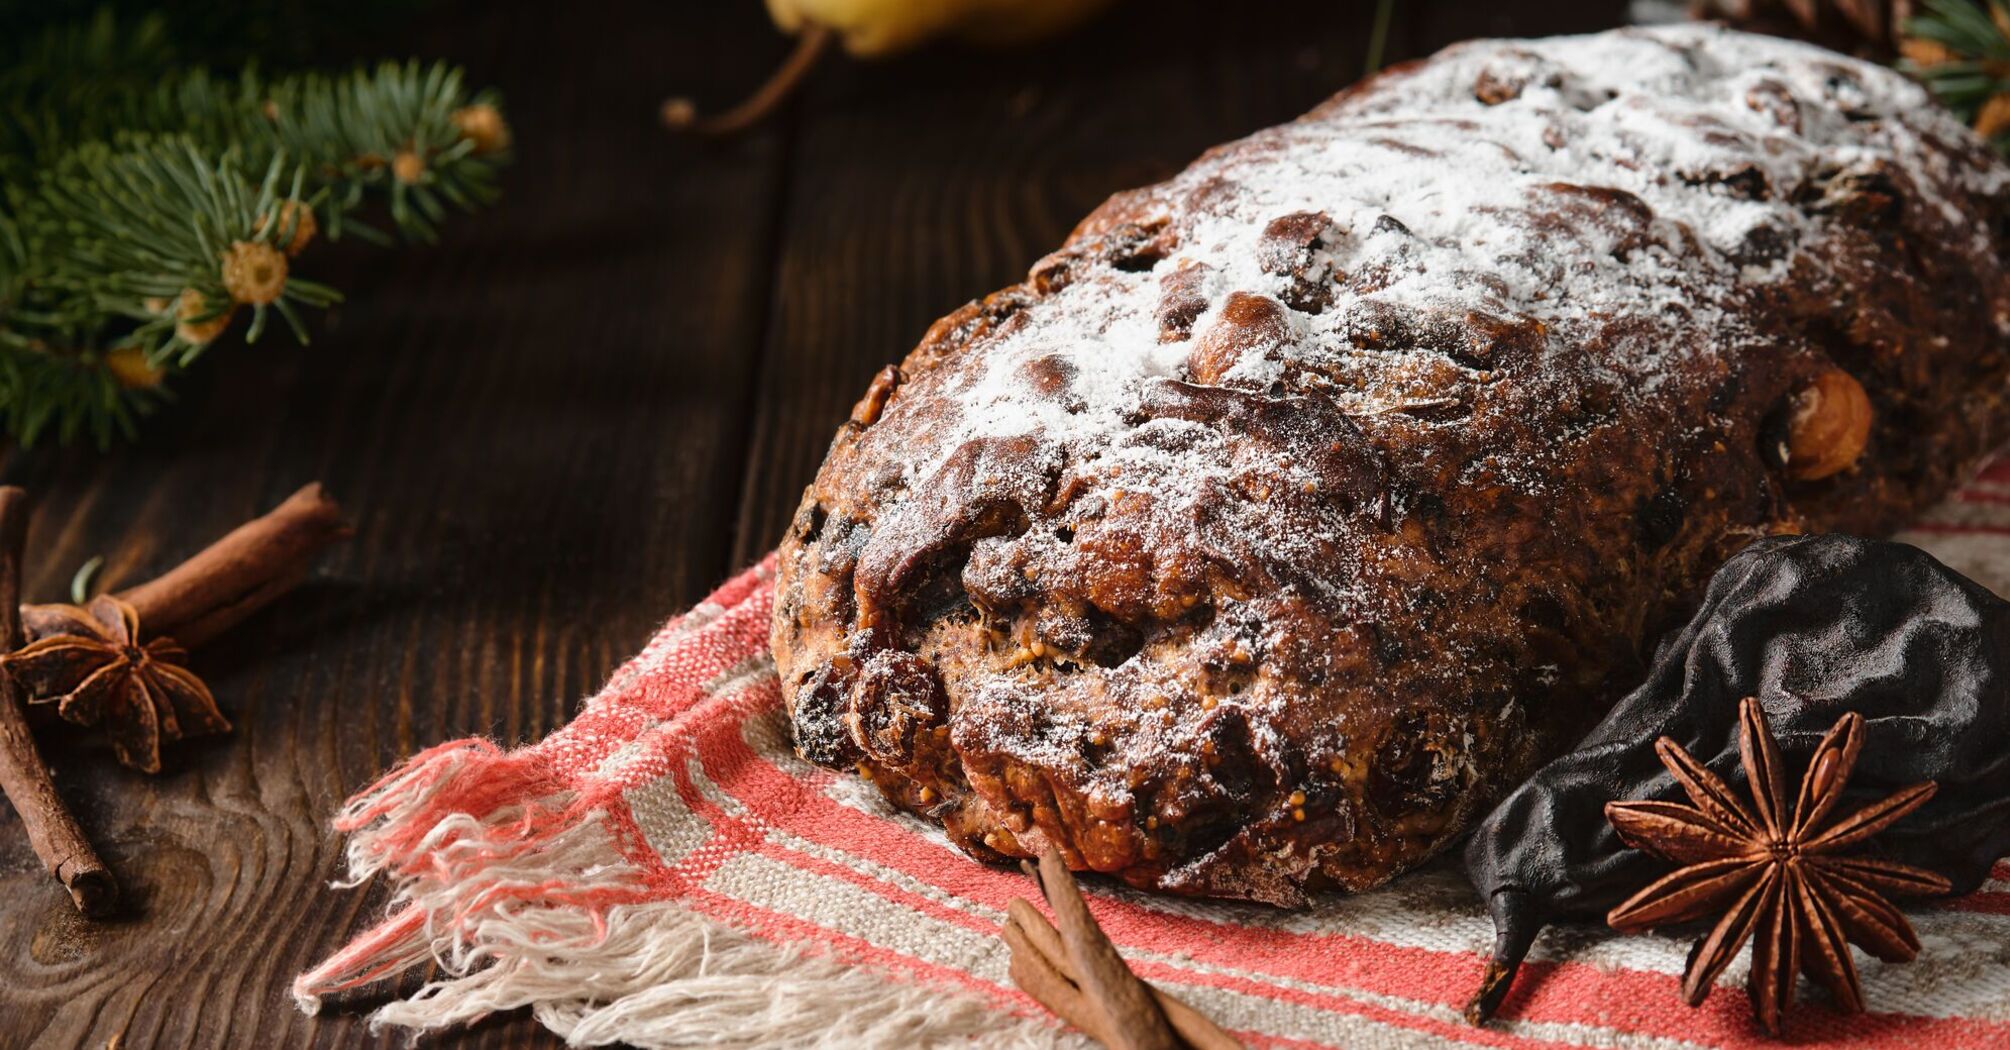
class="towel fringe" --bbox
[297,794,1071,1048]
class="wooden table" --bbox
[0,1,1622,1045]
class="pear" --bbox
[665,0,1116,135]
[767,0,1116,56]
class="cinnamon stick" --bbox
[0,487,117,917]
[1005,898,1242,1050]
[1031,849,1179,1050]
[1005,910,1122,1046]
[1004,850,1244,1050]
[115,483,350,647]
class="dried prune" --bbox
[1461,535,2010,1022]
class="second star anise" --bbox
[1605,695,1950,1035]
[2,595,230,774]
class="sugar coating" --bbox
[932,24,1992,485]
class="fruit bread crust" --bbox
[770,25,2010,905]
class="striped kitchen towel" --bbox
[295,460,2010,1049]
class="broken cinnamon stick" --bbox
[1006,897,1243,1050]
[1005,850,1242,1050]
[0,487,117,917]
[1005,910,1122,1046]
[1031,850,1178,1050]
[114,482,350,647]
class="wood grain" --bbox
[0,2,792,1047]
[0,1,1622,1046]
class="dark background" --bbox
[0,1,1622,1045]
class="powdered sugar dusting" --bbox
[892,24,1995,506]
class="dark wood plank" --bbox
[0,2,791,1047]
[1412,0,1630,52]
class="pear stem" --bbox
[663,23,833,137]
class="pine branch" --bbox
[0,9,510,448]
[0,9,182,184]
[0,202,161,447]
[258,62,509,243]
[7,53,509,245]
[23,138,338,361]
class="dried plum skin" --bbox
[1462,534,2010,1021]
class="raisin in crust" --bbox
[770,25,2010,906]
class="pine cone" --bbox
[1690,0,1913,58]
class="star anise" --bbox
[1,595,230,774]
[1605,696,1950,1035]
